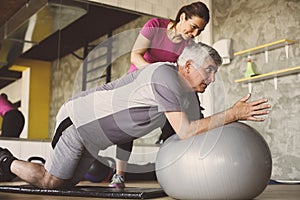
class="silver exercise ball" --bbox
[155,122,272,200]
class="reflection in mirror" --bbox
[1,0,157,145]
[0,92,25,138]
[0,0,88,139]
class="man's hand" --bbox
[230,93,271,122]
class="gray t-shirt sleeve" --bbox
[151,65,186,112]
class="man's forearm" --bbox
[178,108,236,139]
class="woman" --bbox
[0,93,25,138]
[129,1,209,72]
[110,1,210,188]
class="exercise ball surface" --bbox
[155,122,272,200]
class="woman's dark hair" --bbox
[171,1,210,28]
[0,93,8,100]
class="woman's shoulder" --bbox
[145,18,170,28]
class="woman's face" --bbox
[178,13,207,40]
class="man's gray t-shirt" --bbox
[56,62,202,157]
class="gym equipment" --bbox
[269,179,300,185]
[0,185,167,199]
[84,157,115,183]
[28,156,46,164]
[155,122,272,200]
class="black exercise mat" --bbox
[269,179,300,185]
[0,185,167,199]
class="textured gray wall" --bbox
[212,0,300,180]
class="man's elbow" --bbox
[176,132,193,140]
[175,122,198,140]
[130,53,135,63]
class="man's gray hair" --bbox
[177,42,222,69]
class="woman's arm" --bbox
[130,34,151,69]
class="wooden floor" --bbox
[0,180,299,199]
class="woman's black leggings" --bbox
[116,120,175,161]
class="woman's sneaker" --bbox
[109,174,125,188]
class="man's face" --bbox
[184,57,218,93]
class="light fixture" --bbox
[212,39,233,65]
